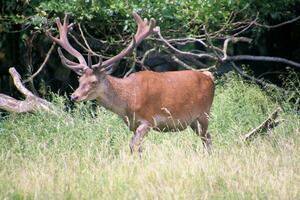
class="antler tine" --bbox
[99,12,157,69]
[88,51,92,68]
[57,48,84,75]
[63,15,70,30]
[92,56,103,69]
[134,12,156,46]
[47,14,88,74]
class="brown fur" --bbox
[72,69,215,153]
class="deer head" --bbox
[47,12,157,101]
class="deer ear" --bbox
[103,63,118,75]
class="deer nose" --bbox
[70,94,79,101]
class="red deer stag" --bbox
[47,12,215,153]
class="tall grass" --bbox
[0,74,299,199]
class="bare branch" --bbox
[229,62,286,91]
[23,42,56,83]
[223,37,252,59]
[233,15,259,36]
[81,24,108,44]
[254,16,300,29]
[243,107,283,141]
[124,50,137,78]
[78,23,92,52]
[156,27,217,61]
[0,68,53,113]
[171,55,195,70]
[203,25,222,61]
[69,33,106,58]
[140,47,157,70]
[9,68,34,97]
[224,55,300,69]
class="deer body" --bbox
[47,12,215,153]
[93,70,214,131]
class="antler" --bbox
[99,12,157,69]
[47,12,157,73]
[47,15,88,75]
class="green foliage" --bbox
[2,0,300,36]
[0,76,299,199]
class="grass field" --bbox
[0,75,299,199]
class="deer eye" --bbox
[91,81,98,85]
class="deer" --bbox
[47,12,215,153]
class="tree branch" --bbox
[23,42,56,83]
[155,27,217,61]
[0,68,52,113]
[243,107,284,141]
[171,55,195,70]
[254,16,300,29]
[224,55,300,69]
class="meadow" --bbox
[0,74,299,199]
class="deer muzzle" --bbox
[70,94,79,102]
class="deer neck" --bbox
[96,75,132,117]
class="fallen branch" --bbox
[0,68,53,113]
[243,107,284,141]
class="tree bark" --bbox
[0,68,52,113]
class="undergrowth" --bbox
[0,74,299,199]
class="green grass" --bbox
[0,75,299,199]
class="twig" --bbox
[81,24,108,44]
[254,16,300,29]
[23,42,56,83]
[124,50,137,78]
[156,27,217,61]
[69,33,102,57]
[233,15,259,36]
[204,25,222,61]
[140,47,157,70]
[243,107,283,141]
[229,62,285,91]
[78,23,92,52]
[171,55,195,70]
[187,57,208,68]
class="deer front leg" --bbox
[129,122,150,154]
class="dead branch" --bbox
[155,27,218,61]
[0,68,52,113]
[81,24,108,44]
[203,25,223,61]
[233,14,259,37]
[243,107,284,141]
[224,55,300,69]
[23,42,56,83]
[78,23,93,52]
[124,50,137,78]
[254,16,300,29]
[229,62,284,91]
[156,25,300,71]
[140,47,157,70]
[223,37,252,59]
[171,55,195,70]
[69,32,106,59]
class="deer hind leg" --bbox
[190,115,212,152]
[129,122,150,154]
